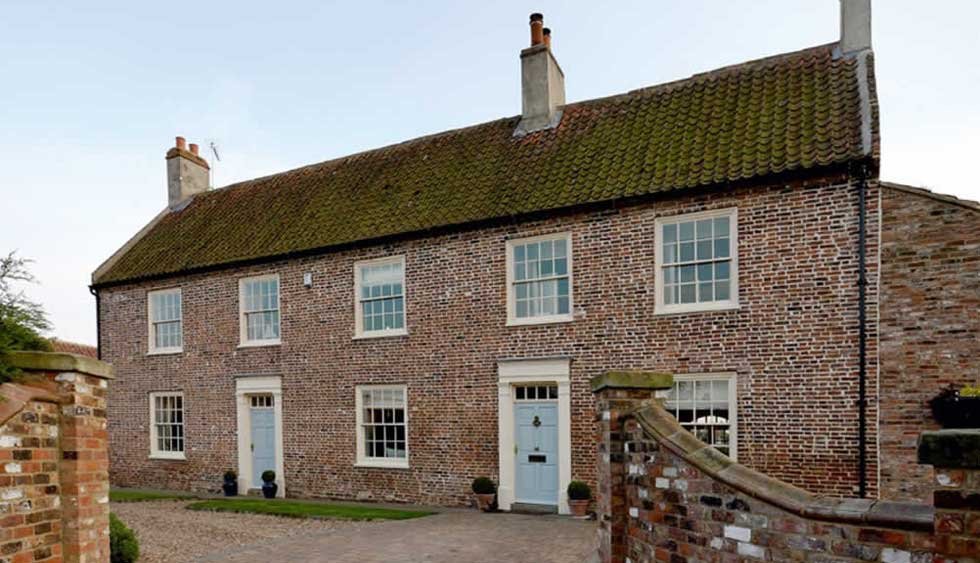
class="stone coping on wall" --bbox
[632,401,935,531]
[918,429,980,469]
[590,370,674,392]
[7,350,114,379]
[0,379,62,426]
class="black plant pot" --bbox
[931,395,980,429]
[222,480,238,497]
[261,481,278,499]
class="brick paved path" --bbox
[200,511,596,563]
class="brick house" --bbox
[91,2,978,513]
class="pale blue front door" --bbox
[250,402,276,488]
[515,402,559,505]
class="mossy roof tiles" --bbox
[94,44,877,286]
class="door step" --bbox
[510,502,558,515]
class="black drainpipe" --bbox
[89,286,101,361]
[855,164,869,499]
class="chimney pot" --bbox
[516,14,565,136]
[166,135,209,209]
[530,13,544,46]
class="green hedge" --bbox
[109,513,139,563]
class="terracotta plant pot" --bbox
[474,493,495,512]
[568,499,590,517]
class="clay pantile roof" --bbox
[49,339,98,358]
[94,44,878,287]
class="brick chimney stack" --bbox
[515,13,565,137]
[166,135,210,210]
[840,0,872,55]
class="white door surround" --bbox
[497,358,572,514]
[235,375,285,497]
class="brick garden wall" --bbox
[879,185,980,502]
[592,375,980,563]
[100,175,882,504]
[0,352,113,563]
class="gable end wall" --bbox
[878,185,980,502]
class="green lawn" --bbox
[185,498,434,521]
[109,490,198,503]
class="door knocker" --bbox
[532,415,541,427]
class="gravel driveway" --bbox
[111,501,367,563]
[112,500,596,563]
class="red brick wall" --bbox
[593,385,979,563]
[101,176,881,504]
[0,355,112,563]
[0,400,62,562]
[879,186,980,502]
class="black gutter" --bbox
[855,164,869,498]
[89,286,101,360]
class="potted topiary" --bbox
[567,480,591,517]
[222,470,238,497]
[929,384,980,429]
[261,470,278,499]
[471,477,496,512]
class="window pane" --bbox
[680,265,696,283]
[679,242,695,262]
[697,263,713,282]
[714,238,730,259]
[699,282,714,301]
[714,217,730,237]
[715,280,731,301]
[553,239,566,258]
[696,219,713,240]
[678,221,695,241]
[715,261,730,281]
[554,257,568,276]
[680,284,696,304]
[663,224,677,243]
[697,240,713,261]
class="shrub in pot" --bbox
[261,470,278,499]
[109,513,140,563]
[567,480,591,517]
[929,385,980,429]
[222,470,238,497]
[471,477,496,512]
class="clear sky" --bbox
[1,1,977,345]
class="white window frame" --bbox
[354,385,410,469]
[238,274,281,347]
[147,288,182,355]
[654,208,739,315]
[505,232,574,326]
[660,372,738,460]
[353,255,408,339]
[149,391,186,460]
